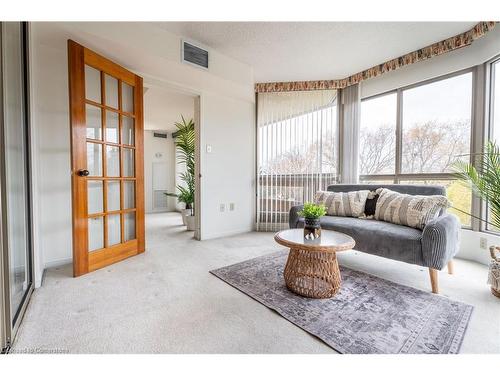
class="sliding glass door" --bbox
[1,22,33,351]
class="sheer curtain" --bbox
[257,90,338,231]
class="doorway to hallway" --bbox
[143,84,200,238]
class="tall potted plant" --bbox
[165,116,195,231]
[454,141,500,297]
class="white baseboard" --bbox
[200,228,253,241]
[35,273,43,288]
[44,257,72,269]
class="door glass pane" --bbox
[85,65,101,103]
[87,143,102,176]
[107,180,121,212]
[105,74,119,109]
[105,110,119,143]
[124,212,136,241]
[123,148,135,177]
[123,181,135,209]
[122,82,134,113]
[87,181,103,214]
[107,214,121,246]
[106,145,120,177]
[88,217,104,251]
[402,73,472,173]
[86,104,102,140]
[360,93,397,175]
[3,22,30,321]
[122,116,134,145]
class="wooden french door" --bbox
[68,40,145,277]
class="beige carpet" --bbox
[11,212,500,353]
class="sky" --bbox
[361,72,473,129]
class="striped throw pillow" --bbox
[374,188,450,229]
[314,190,370,218]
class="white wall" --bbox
[31,40,72,269]
[30,22,256,273]
[460,230,499,265]
[143,131,176,213]
[359,27,500,265]
[200,93,256,239]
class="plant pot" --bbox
[186,215,196,231]
[180,208,191,225]
[488,246,500,298]
[304,217,321,240]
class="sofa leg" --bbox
[447,261,454,275]
[429,268,439,294]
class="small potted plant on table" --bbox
[298,202,327,240]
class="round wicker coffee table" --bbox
[274,229,355,299]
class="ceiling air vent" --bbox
[182,41,209,70]
[153,132,168,139]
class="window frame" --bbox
[484,54,500,234]
[360,68,475,228]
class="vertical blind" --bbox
[257,90,338,231]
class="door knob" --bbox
[77,169,90,177]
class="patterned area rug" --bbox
[210,251,473,354]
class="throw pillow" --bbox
[374,188,450,229]
[364,190,379,217]
[314,190,370,218]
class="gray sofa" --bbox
[289,184,461,294]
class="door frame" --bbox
[0,21,35,351]
[141,76,203,240]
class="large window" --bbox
[360,71,473,226]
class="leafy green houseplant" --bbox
[298,202,327,239]
[454,141,500,297]
[164,116,195,229]
[298,202,327,220]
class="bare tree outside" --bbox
[401,120,470,173]
[358,119,470,175]
[359,124,396,175]
[263,131,337,176]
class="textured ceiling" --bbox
[159,22,477,82]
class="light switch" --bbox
[206,145,212,153]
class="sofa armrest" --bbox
[421,213,460,270]
[289,205,304,229]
